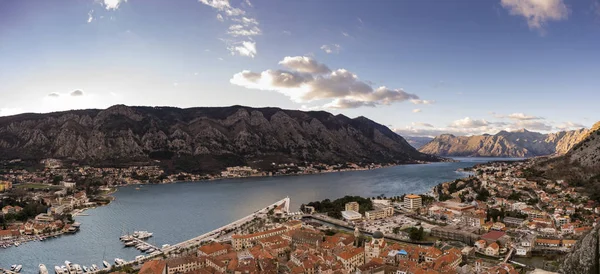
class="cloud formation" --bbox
[231,56,425,109]
[410,99,435,105]
[279,56,331,74]
[507,112,544,120]
[320,44,341,54]
[500,0,568,31]
[199,0,260,57]
[413,109,422,113]
[71,90,84,96]
[228,41,257,58]
[102,0,127,10]
[48,93,60,98]
[87,10,94,23]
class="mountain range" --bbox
[417,128,590,157]
[0,105,441,173]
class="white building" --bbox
[403,194,422,210]
[341,210,362,222]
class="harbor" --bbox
[0,160,480,273]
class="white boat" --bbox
[73,264,83,274]
[15,265,23,272]
[11,265,17,271]
[83,266,89,272]
[61,266,68,274]
[146,248,155,253]
[64,261,71,267]
[54,266,62,274]
[40,264,49,274]
[91,264,98,271]
[103,261,110,269]
[14,242,20,247]
[135,255,145,261]
[161,244,170,249]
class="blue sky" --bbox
[0,0,599,137]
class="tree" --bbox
[407,227,424,241]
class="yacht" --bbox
[161,244,170,249]
[14,242,20,247]
[11,265,17,271]
[54,266,62,274]
[135,255,145,261]
[102,261,110,269]
[82,266,89,272]
[15,265,23,272]
[91,264,98,271]
[61,266,68,274]
[124,240,136,247]
[73,264,83,274]
[146,248,155,253]
[39,264,49,274]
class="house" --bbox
[336,247,365,271]
[197,242,229,257]
[503,217,525,227]
[480,231,506,244]
[474,240,486,250]
[491,222,506,231]
[535,238,560,248]
[562,239,577,249]
[515,246,528,256]
[485,242,499,256]
[139,260,167,274]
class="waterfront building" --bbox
[139,260,167,274]
[460,211,485,228]
[535,238,560,247]
[503,217,525,227]
[345,201,360,212]
[165,256,203,274]
[365,206,393,220]
[232,226,288,251]
[431,226,479,245]
[403,194,422,210]
[197,242,230,257]
[341,210,362,221]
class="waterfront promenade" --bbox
[88,197,291,273]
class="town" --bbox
[102,160,597,274]
[1,158,597,273]
[0,158,389,250]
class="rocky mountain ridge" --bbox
[0,105,441,172]
[418,128,589,157]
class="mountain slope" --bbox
[0,105,441,172]
[403,136,433,149]
[419,128,589,157]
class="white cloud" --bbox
[231,56,424,109]
[244,0,253,8]
[320,44,342,54]
[449,117,491,128]
[228,41,257,58]
[282,30,291,35]
[507,112,544,120]
[48,93,60,98]
[500,0,568,32]
[278,56,331,74]
[413,109,422,113]
[410,99,435,105]
[87,10,94,23]
[555,121,587,131]
[341,31,350,37]
[198,0,261,57]
[199,0,245,16]
[228,24,261,36]
[412,122,434,128]
[102,0,127,10]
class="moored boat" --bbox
[103,261,110,269]
[39,264,49,274]
[15,265,23,272]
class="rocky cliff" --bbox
[418,128,589,157]
[559,224,600,274]
[0,105,441,172]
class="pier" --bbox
[163,197,290,254]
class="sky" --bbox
[0,0,599,137]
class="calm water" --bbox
[0,157,521,273]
